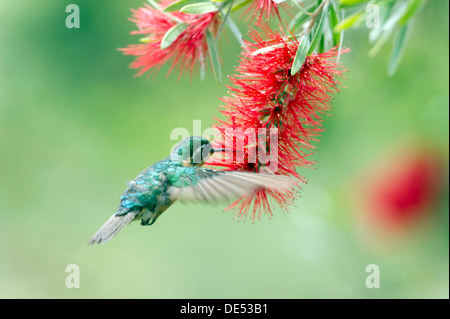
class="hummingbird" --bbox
[89,136,297,245]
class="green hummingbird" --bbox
[89,136,296,245]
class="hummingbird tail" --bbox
[88,211,137,245]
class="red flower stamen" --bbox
[245,0,282,23]
[208,25,348,221]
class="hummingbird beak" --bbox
[212,148,232,153]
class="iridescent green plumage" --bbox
[89,136,297,245]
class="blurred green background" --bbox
[0,0,448,298]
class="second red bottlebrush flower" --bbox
[120,1,219,77]
[246,0,282,22]
[208,25,348,221]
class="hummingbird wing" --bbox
[168,168,298,204]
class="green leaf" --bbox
[387,22,411,76]
[289,3,317,32]
[339,0,368,6]
[160,23,188,49]
[180,2,219,14]
[164,0,209,12]
[215,1,232,42]
[206,31,222,85]
[368,25,394,57]
[368,1,395,43]
[290,12,310,33]
[368,1,408,57]
[231,0,253,12]
[199,50,206,81]
[291,36,309,76]
[307,1,330,55]
[399,0,425,25]
[225,16,244,46]
[329,1,341,46]
[334,11,365,32]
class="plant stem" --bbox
[291,0,314,16]
[305,0,330,35]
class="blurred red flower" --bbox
[120,2,219,77]
[362,149,443,230]
[208,25,348,221]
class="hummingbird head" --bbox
[171,136,220,166]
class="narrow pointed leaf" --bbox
[368,1,395,43]
[215,1,232,41]
[199,50,206,81]
[226,16,244,46]
[232,0,253,12]
[289,3,317,32]
[334,11,364,32]
[329,1,341,46]
[206,31,222,85]
[399,0,425,25]
[164,0,209,12]
[291,36,309,76]
[180,2,219,14]
[339,0,368,6]
[307,1,330,55]
[290,12,310,32]
[387,22,411,76]
[160,23,188,49]
[368,1,408,57]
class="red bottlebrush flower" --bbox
[207,25,348,221]
[120,1,219,77]
[361,148,443,231]
[246,0,282,22]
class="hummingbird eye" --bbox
[171,136,213,166]
[201,143,213,156]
